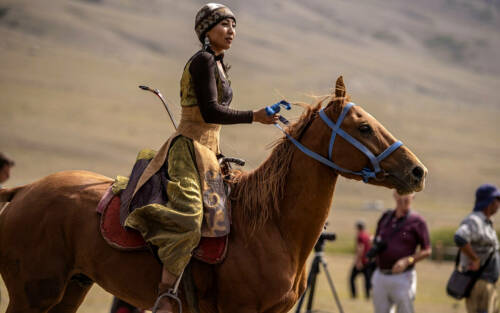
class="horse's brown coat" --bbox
[0,77,426,313]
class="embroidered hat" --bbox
[473,184,500,211]
[195,3,236,42]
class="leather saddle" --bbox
[96,186,228,264]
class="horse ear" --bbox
[334,76,346,99]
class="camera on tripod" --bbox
[319,232,336,241]
[314,231,336,253]
[296,229,344,313]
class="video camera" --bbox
[314,231,337,252]
[319,232,337,242]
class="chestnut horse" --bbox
[0,77,426,313]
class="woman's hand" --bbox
[253,107,279,124]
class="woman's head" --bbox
[195,3,236,53]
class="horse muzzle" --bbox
[387,162,427,194]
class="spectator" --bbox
[0,152,14,304]
[454,183,500,313]
[370,191,432,313]
[0,152,14,187]
[350,220,375,299]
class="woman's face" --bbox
[206,18,236,54]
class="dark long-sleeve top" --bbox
[188,50,253,124]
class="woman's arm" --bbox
[455,234,480,271]
[190,52,253,124]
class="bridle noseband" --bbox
[274,102,403,183]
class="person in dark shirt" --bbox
[370,191,431,313]
[350,220,375,299]
[122,3,279,312]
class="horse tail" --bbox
[0,185,25,202]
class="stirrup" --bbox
[151,289,182,313]
[151,269,184,313]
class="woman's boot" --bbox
[153,267,178,313]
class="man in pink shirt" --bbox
[350,220,375,299]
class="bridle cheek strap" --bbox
[274,102,403,183]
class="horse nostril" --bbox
[412,166,424,180]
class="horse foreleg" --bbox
[4,276,68,313]
[47,275,94,313]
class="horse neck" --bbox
[275,119,339,267]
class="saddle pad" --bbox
[97,187,228,263]
[101,193,147,250]
[193,236,228,264]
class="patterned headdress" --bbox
[195,3,236,43]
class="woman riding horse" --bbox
[0,77,427,313]
[122,3,278,312]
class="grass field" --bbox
[0,0,499,312]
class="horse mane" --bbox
[231,97,331,235]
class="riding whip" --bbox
[139,85,178,129]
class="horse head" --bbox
[312,76,427,194]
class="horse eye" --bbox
[359,124,372,134]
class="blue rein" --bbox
[274,102,403,183]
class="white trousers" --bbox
[372,268,417,313]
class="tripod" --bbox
[295,232,345,313]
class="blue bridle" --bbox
[274,102,403,183]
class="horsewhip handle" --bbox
[139,85,178,129]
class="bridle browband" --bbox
[274,102,403,183]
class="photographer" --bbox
[369,191,431,313]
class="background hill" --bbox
[0,0,499,311]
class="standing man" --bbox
[0,152,14,188]
[454,183,500,313]
[370,191,432,313]
[350,220,375,299]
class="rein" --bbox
[274,102,403,183]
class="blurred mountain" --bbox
[1,0,499,88]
